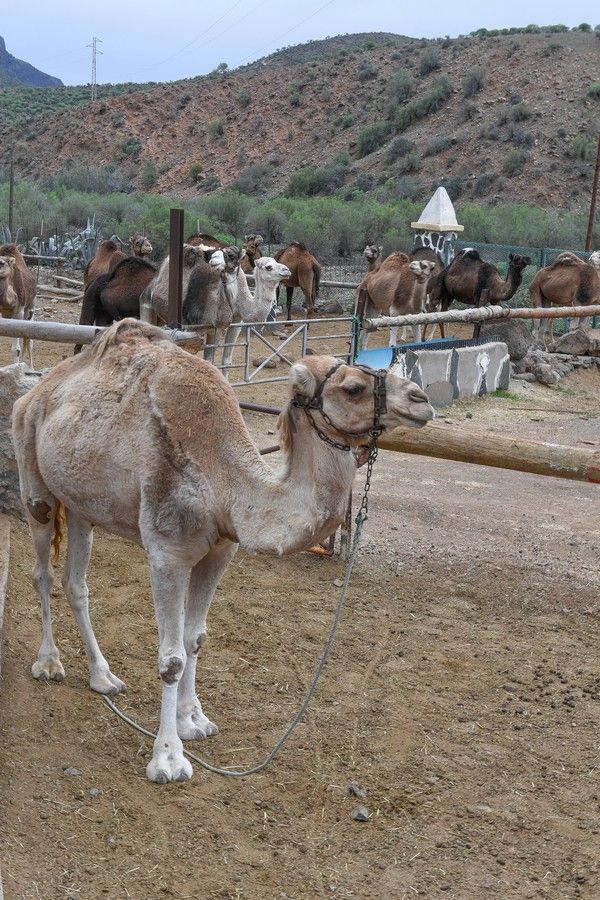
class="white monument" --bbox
[411,186,463,264]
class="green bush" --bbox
[397,150,421,174]
[463,67,486,98]
[419,48,440,75]
[391,77,453,131]
[115,138,142,161]
[503,149,529,175]
[207,119,224,139]
[387,136,416,162]
[566,135,596,160]
[588,82,600,98]
[189,162,203,182]
[141,160,158,190]
[387,68,413,103]
[230,164,271,195]
[286,155,349,196]
[237,89,251,108]
[509,102,533,122]
[356,121,391,158]
[288,84,302,106]
[357,61,378,82]
[334,111,354,129]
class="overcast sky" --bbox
[4,0,599,86]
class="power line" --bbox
[237,0,339,66]
[145,0,245,69]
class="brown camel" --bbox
[13,318,434,782]
[240,234,263,274]
[529,252,600,344]
[427,249,532,339]
[0,243,36,365]
[75,257,157,353]
[274,242,321,320]
[84,234,153,288]
[356,252,436,347]
[363,245,383,272]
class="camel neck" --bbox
[228,404,356,554]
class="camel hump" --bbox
[91,318,172,359]
[458,248,481,262]
[289,241,308,252]
[0,243,26,264]
[99,239,120,253]
[107,256,157,281]
[551,252,582,268]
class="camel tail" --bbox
[51,502,66,566]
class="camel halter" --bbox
[291,360,388,453]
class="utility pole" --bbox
[87,37,103,101]
[8,147,14,238]
[585,135,600,252]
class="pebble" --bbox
[63,767,82,777]
[351,805,369,822]
[465,412,473,419]
[348,782,367,800]
[333,578,343,587]
[89,788,100,797]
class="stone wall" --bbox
[0,365,39,516]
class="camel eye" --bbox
[266,265,273,271]
[343,382,365,397]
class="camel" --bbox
[0,243,36,366]
[240,234,264,274]
[141,244,224,324]
[529,252,600,344]
[274,242,321,320]
[426,249,532,339]
[83,234,153,288]
[590,250,600,270]
[363,245,383,272]
[75,257,157,353]
[12,318,434,783]
[185,252,291,368]
[356,252,436,348]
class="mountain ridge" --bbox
[0,35,62,88]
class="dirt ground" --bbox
[1,302,600,899]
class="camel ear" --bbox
[244,234,251,241]
[239,248,247,260]
[255,235,263,244]
[290,363,317,399]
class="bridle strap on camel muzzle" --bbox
[291,360,388,453]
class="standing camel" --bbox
[363,245,383,272]
[84,234,153,288]
[240,234,264,274]
[275,242,321,320]
[140,244,224,324]
[0,243,36,366]
[356,252,436,348]
[529,252,600,344]
[426,249,531,339]
[13,318,433,783]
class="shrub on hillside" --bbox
[462,67,486,98]
[357,121,391,158]
[207,120,224,139]
[357,61,378,82]
[387,136,416,162]
[424,136,454,155]
[503,149,529,175]
[391,78,453,131]
[115,138,142,162]
[397,150,421,174]
[566,135,596,160]
[387,68,413,103]
[286,155,349,196]
[141,160,158,190]
[588,82,600,98]
[509,102,533,122]
[419,48,440,75]
[230,164,271,195]
[237,89,251,108]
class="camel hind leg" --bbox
[62,511,126,695]
[29,506,65,683]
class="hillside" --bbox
[1,30,599,209]
[0,35,62,87]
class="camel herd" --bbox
[356,244,600,345]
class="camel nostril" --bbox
[409,387,430,403]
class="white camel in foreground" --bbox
[13,319,433,783]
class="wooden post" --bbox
[378,422,600,485]
[8,149,14,238]
[56,256,63,290]
[167,208,184,329]
[585,135,600,252]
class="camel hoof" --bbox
[146,751,193,784]
[32,655,65,682]
[177,706,219,741]
[89,670,127,695]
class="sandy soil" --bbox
[1,304,600,899]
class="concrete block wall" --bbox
[391,341,510,408]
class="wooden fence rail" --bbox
[367,304,600,330]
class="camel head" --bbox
[0,255,15,281]
[408,259,437,282]
[220,246,242,274]
[244,234,264,255]
[363,244,383,262]
[129,234,153,257]
[589,250,600,270]
[508,253,532,272]
[253,256,291,285]
[288,355,434,448]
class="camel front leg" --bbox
[146,552,193,783]
[222,323,242,376]
[177,541,238,741]
[62,511,126,695]
[28,505,65,683]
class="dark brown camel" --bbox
[75,257,157,353]
[529,252,600,344]
[426,249,531,338]
[240,234,263,274]
[274,242,321,320]
[84,234,153,288]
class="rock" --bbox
[315,299,344,316]
[63,767,82,777]
[89,788,100,797]
[512,372,536,382]
[465,411,473,419]
[550,328,598,357]
[531,362,560,385]
[351,805,369,821]
[348,782,367,800]
[479,320,533,360]
[252,356,277,369]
